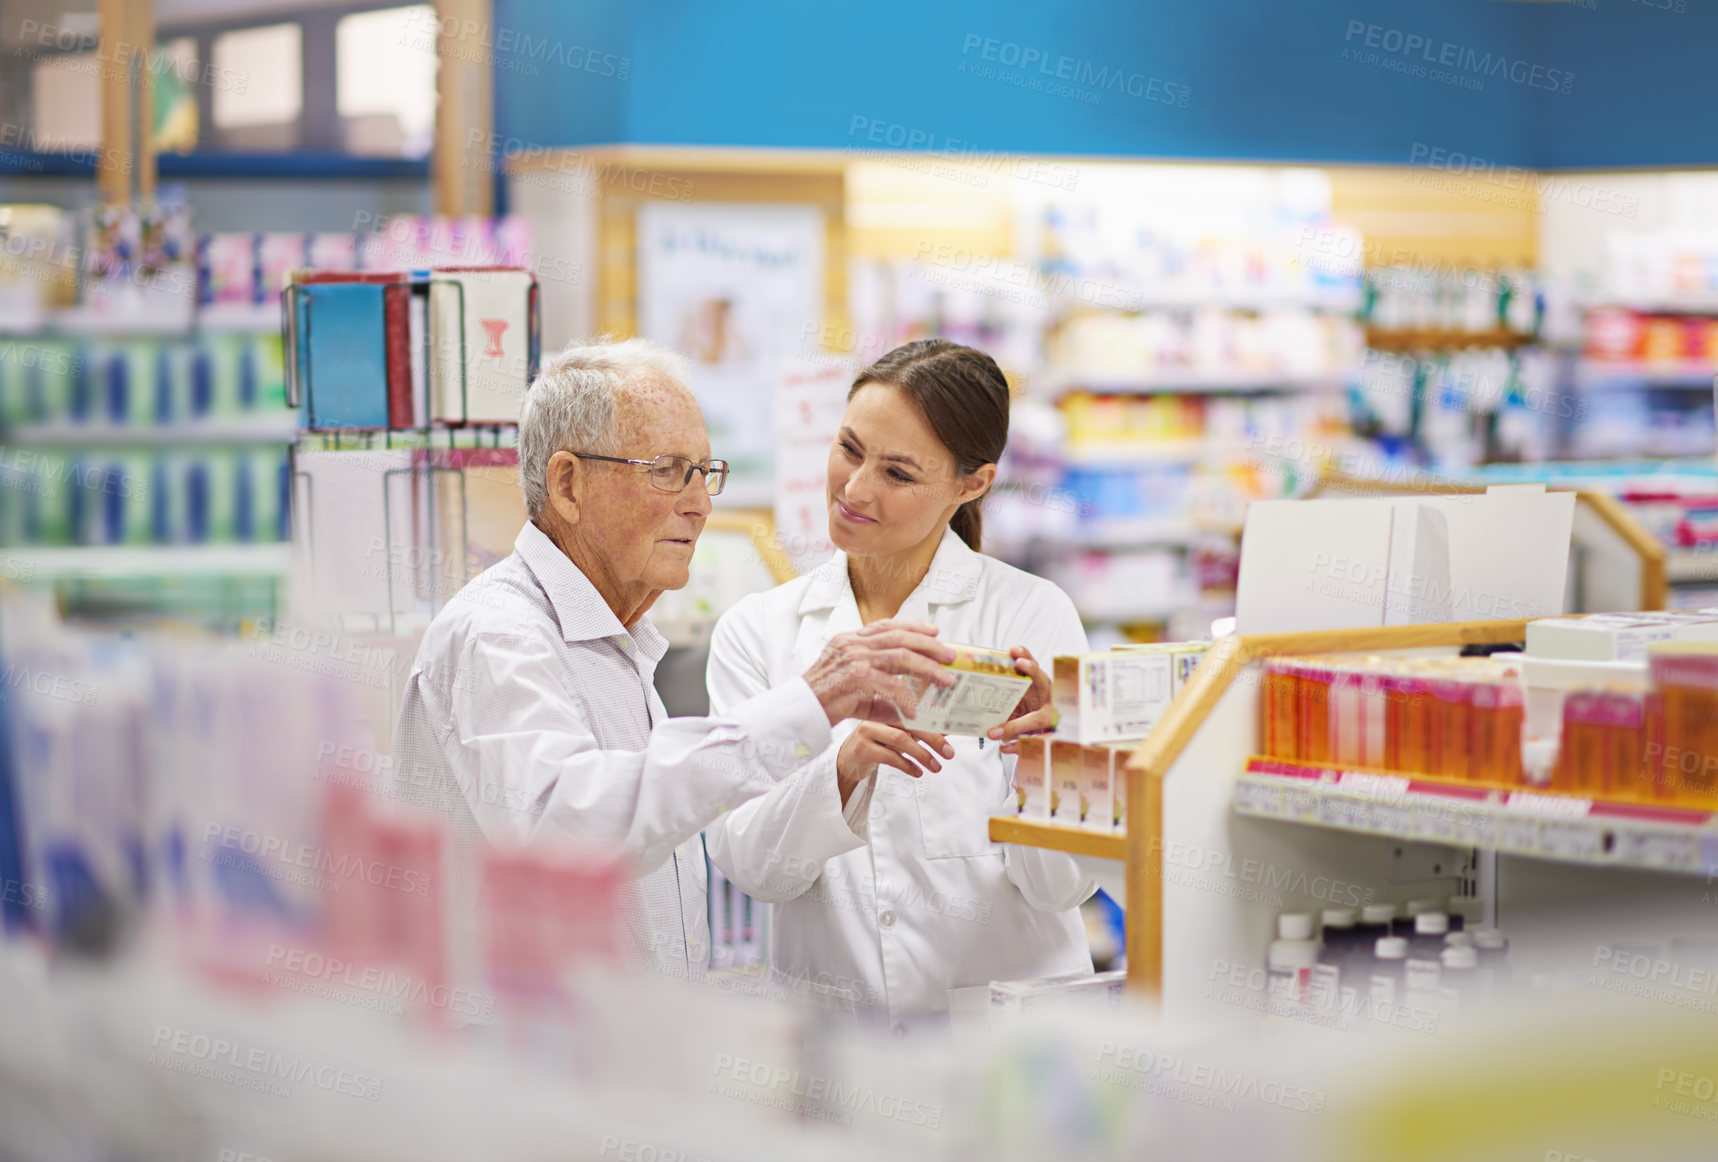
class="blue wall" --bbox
[493,0,1706,169]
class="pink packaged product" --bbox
[201,232,257,304]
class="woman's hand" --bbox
[987,645,1056,755]
[835,723,955,807]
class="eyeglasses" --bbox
[572,452,730,496]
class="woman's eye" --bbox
[839,441,860,459]
[887,469,914,484]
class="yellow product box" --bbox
[1052,651,1174,745]
[1015,736,1051,819]
[1078,742,1134,830]
[905,642,1032,736]
[1050,739,1084,823]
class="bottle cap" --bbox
[1321,908,1357,929]
[1442,946,1479,970]
[1471,928,1508,951]
[1447,895,1485,923]
[1375,937,1408,960]
[1270,942,1320,970]
[1415,912,1450,936]
[1361,903,1398,925]
[1445,931,1474,948]
[1407,898,1442,916]
[1277,912,1315,941]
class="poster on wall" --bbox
[636,203,825,507]
[773,358,851,574]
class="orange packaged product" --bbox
[1261,659,1301,761]
[1386,665,1434,777]
[1638,691,1666,801]
[1600,691,1645,805]
[1648,645,1718,808]
[1424,672,1473,782]
[1469,676,1524,787]
[1298,658,1334,766]
[1552,692,1611,798]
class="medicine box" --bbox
[1079,742,1134,830]
[1053,650,1178,744]
[989,970,1127,1025]
[904,642,1032,736]
[1050,740,1084,823]
[1015,736,1050,819]
[1526,612,1718,663]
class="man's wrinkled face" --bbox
[579,381,713,594]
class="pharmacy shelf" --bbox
[1575,360,1718,388]
[989,815,1125,860]
[2,414,301,446]
[1061,440,1252,466]
[1039,371,1345,397]
[1666,548,1718,583]
[1233,757,1718,877]
[0,544,293,580]
[1047,286,1362,315]
[1364,327,1537,353]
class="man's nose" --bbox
[680,481,714,517]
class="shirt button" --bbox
[795,743,811,759]
[878,908,896,930]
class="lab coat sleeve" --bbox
[439,625,830,877]
[998,582,1101,913]
[702,598,872,904]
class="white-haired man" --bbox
[392,338,956,978]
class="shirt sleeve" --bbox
[998,579,1100,913]
[701,597,871,904]
[439,624,831,877]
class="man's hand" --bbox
[804,619,956,727]
[987,645,1056,755]
[834,723,954,807]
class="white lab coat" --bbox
[704,527,1096,1025]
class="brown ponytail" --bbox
[850,339,1009,552]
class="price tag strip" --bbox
[1233,757,1718,876]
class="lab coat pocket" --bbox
[915,738,1007,860]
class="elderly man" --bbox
[392,338,955,978]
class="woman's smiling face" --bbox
[826,382,988,557]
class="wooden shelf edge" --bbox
[988,816,1125,860]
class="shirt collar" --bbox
[515,521,667,661]
[797,525,982,615]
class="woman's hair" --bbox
[850,339,1010,551]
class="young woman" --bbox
[704,339,1095,1029]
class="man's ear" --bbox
[545,450,583,527]
[958,462,997,504]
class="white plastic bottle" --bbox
[1267,912,1320,1014]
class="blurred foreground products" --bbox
[3,588,1717,1160]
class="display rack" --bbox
[992,618,1531,1001]
[1235,759,1718,876]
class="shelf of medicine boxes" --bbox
[1574,360,1718,389]
[1034,370,1347,398]
[0,543,293,581]
[990,618,1533,999]
[1234,759,1718,877]
[0,414,301,446]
